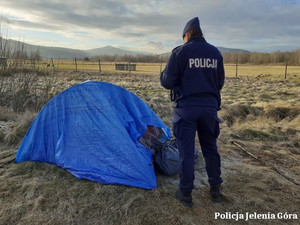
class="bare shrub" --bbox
[0,73,54,113]
[0,129,4,142]
[0,106,16,121]
[36,69,50,76]
[0,70,13,76]
[10,89,33,112]
[4,110,36,145]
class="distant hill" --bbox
[217,47,250,53]
[85,46,148,56]
[3,38,249,59]
[5,39,88,59]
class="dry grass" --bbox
[225,65,300,82]
[0,107,17,121]
[0,69,300,224]
[4,110,36,145]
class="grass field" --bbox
[22,59,300,82]
[0,66,299,224]
[224,64,300,82]
[27,60,166,74]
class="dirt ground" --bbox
[0,71,299,225]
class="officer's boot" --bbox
[176,189,193,208]
[210,185,221,203]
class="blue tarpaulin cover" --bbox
[16,81,170,189]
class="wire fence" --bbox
[224,64,300,81]
[1,58,299,81]
[29,58,167,75]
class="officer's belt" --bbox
[173,93,219,108]
[178,93,217,101]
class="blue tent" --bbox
[16,81,170,189]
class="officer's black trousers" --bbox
[173,108,223,193]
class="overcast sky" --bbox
[1,0,300,53]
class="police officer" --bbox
[160,17,225,207]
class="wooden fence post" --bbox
[51,58,55,71]
[75,57,78,72]
[235,59,238,77]
[98,59,101,73]
[128,61,131,74]
[285,60,288,79]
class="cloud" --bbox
[1,0,300,52]
[0,16,11,24]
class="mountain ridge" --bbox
[3,38,249,59]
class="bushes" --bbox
[4,110,36,145]
[0,107,16,121]
[0,73,53,113]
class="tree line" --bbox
[90,54,170,63]
[91,50,300,65]
[222,50,300,65]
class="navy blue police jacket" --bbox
[160,35,225,110]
